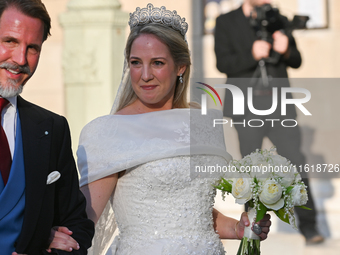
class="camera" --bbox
[250,4,309,43]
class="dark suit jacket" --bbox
[214,6,301,119]
[14,96,94,255]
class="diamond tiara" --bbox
[128,3,188,38]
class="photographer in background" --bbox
[214,0,324,245]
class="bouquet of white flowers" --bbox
[215,148,309,255]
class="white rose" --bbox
[270,154,289,167]
[259,179,284,210]
[268,155,295,187]
[249,162,272,180]
[276,165,296,187]
[247,152,266,166]
[294,171,302,183]
[291,184,308,206]
[242,152,271,180]
[232,175,252,205]
[238,156,250,166]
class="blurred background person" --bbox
[214,0,324,245]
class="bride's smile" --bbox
[129,33,185,110]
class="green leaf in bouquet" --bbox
[236,237,244,255]
[274,208,290,224]
[214,178,232,193]
[285,186,294,193]
[256,202,267,222]
[296,205,312,210]
[237,237,260,255]
[213,184,223,190]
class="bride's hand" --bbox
[237,212,271,241]
[46,226,80,253]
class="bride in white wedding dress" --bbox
[76,4,271,255]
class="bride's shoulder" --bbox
[80,114,118,135]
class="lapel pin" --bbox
[40,131,49,138]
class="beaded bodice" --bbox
[112,155,226,255]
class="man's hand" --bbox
[252,40,272,60]
[46,226,80,253]
[236,212,271,241]
[12,253,27,255]
[272,31,289,55]
[252,213,271,241]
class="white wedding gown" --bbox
[111,155,226,254]
[78,109,232,255]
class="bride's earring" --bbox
[179,73,183,84]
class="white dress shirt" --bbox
[1,96,17,159]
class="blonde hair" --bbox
[115,23,191,112]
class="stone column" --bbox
[59,0,128,153]
[190,0,204,104]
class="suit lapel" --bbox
[16,96,53,250]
